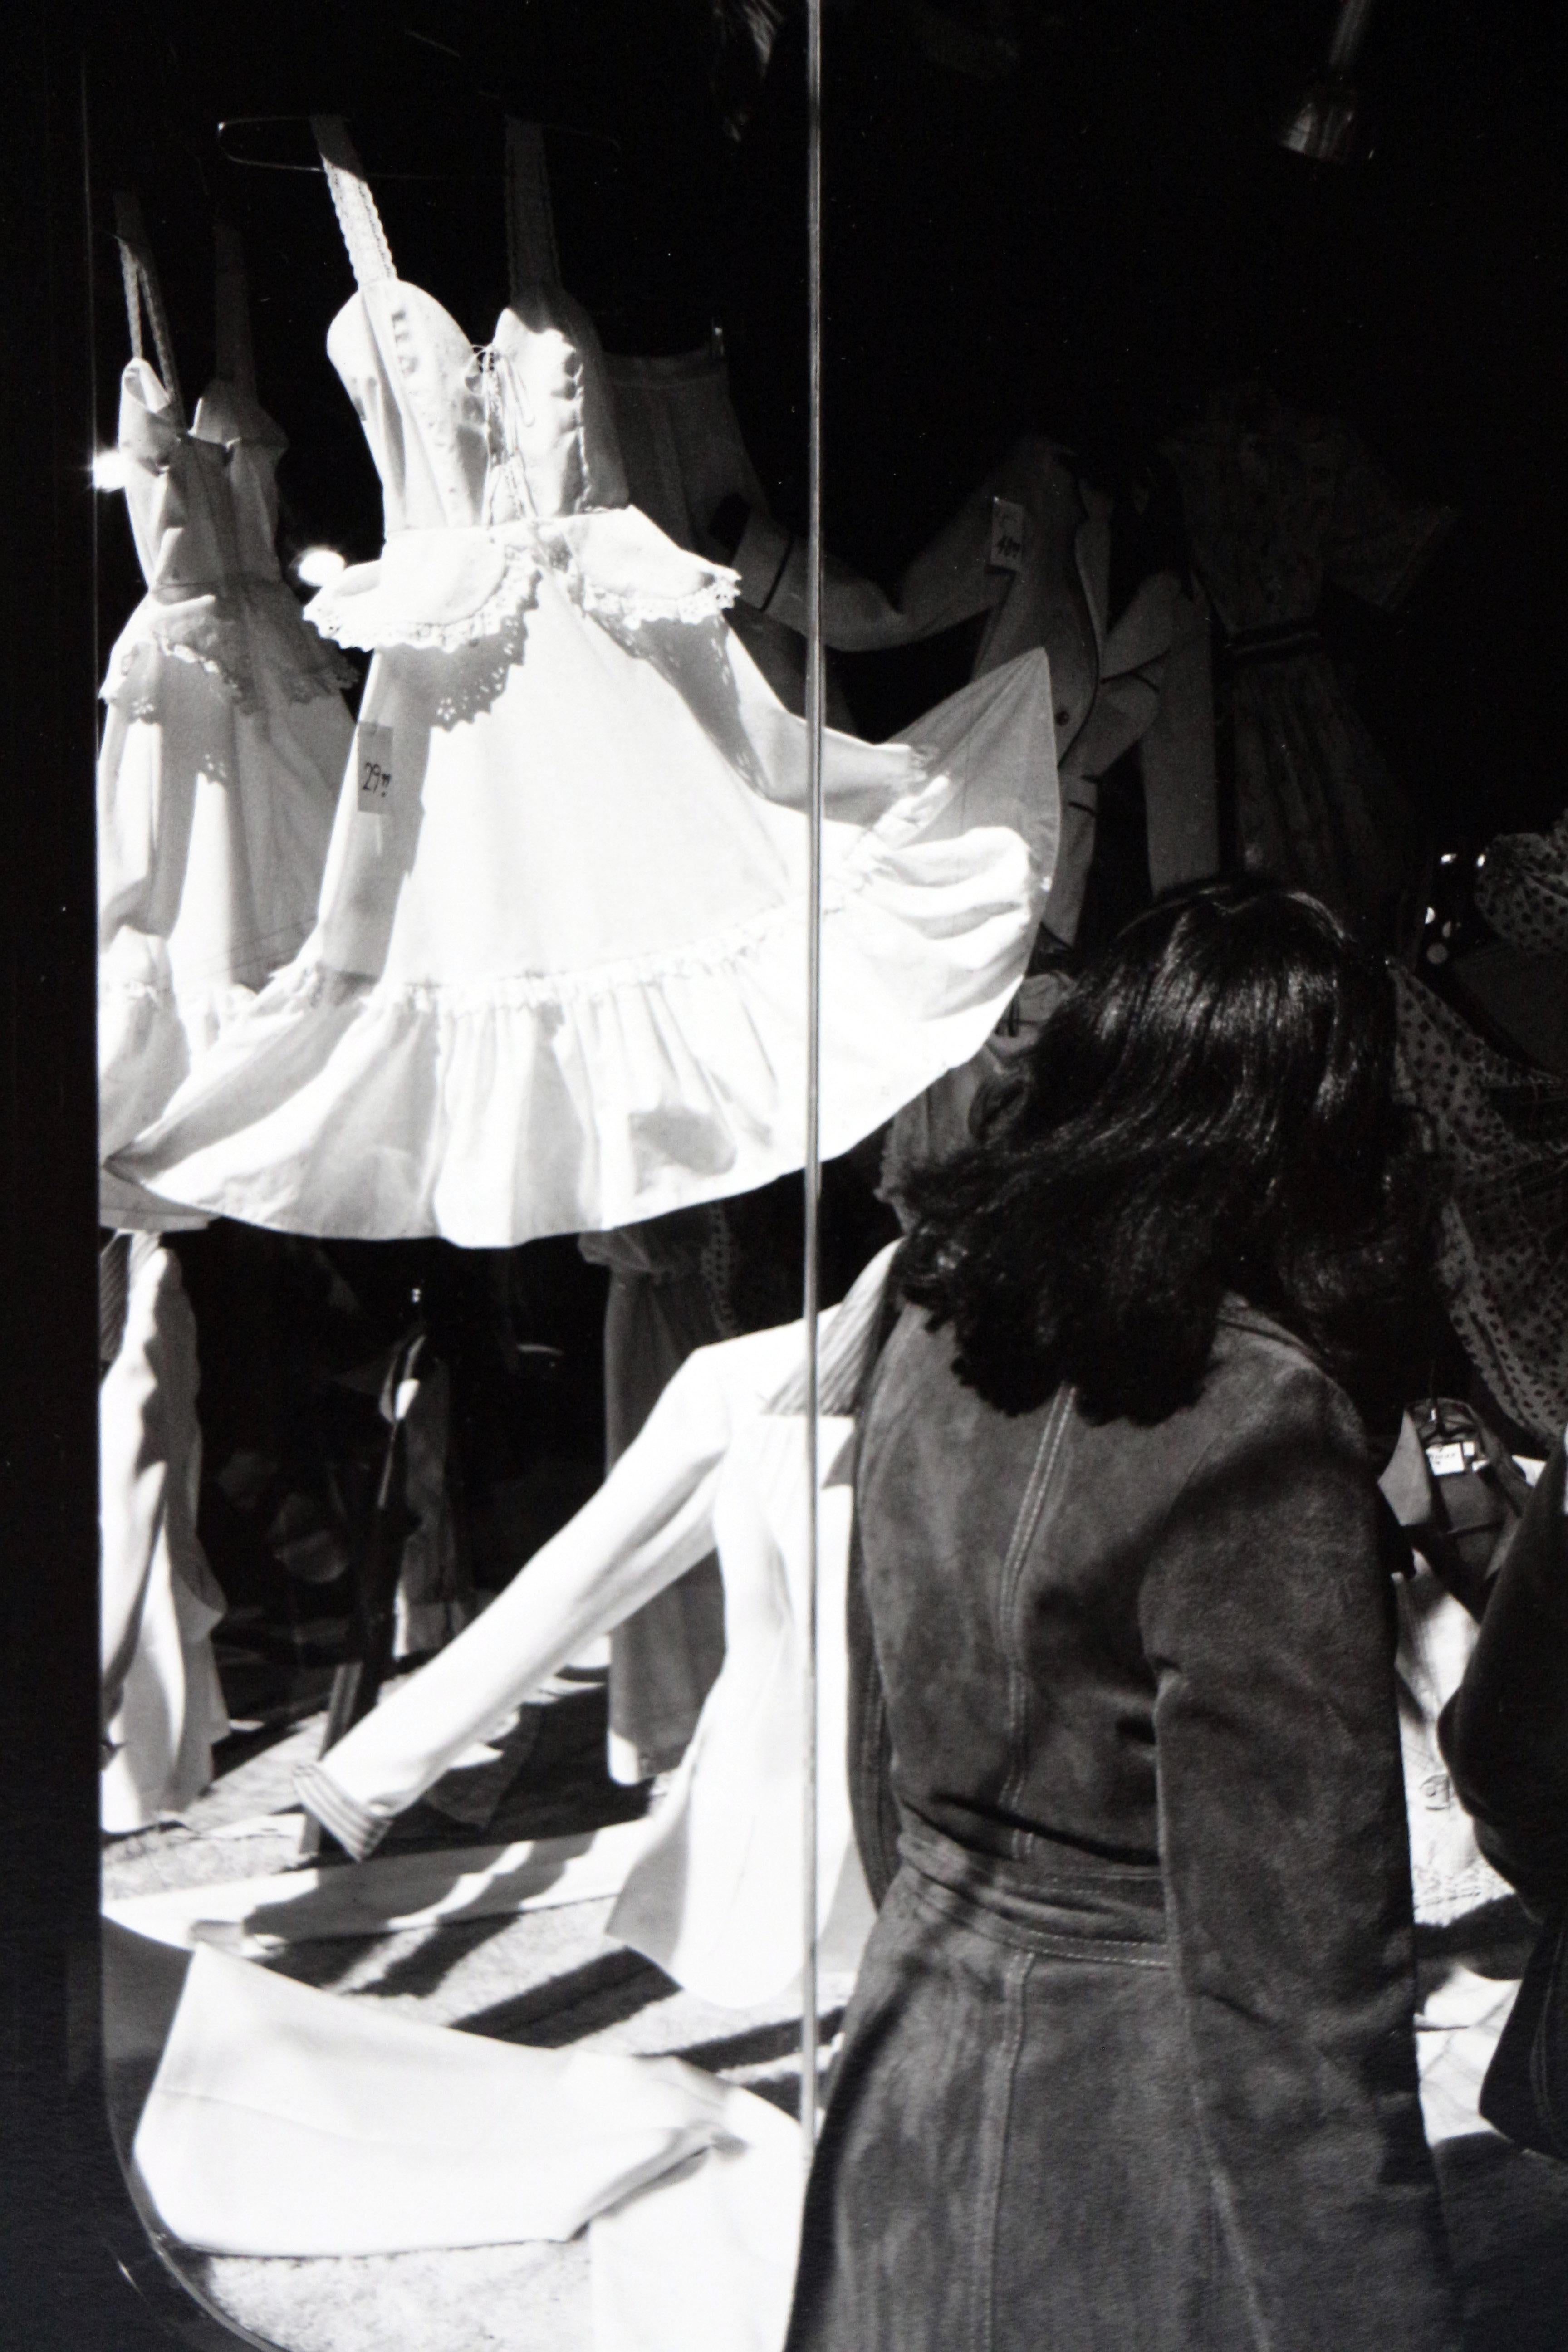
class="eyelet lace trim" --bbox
[303,522,738,655]
[305,534,545,655]
[103,580,358,715]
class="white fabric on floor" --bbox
[101,1233,230,1833]
[133,1940,740,2256]
[590,2081,804,2352]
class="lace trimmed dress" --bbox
[97,345,353,1201]
[115,133,1058,1247]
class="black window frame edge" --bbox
[0,13,274,2346]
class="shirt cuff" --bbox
[294,1761,391,1861]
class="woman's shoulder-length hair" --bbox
[895,883,1443,1430]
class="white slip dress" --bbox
[97,232,352,1207]
[114,132,1058,1247]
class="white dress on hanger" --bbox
[115,141,1058,1247]
[97,356,352,1191]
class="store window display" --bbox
[48,6,1568,2351]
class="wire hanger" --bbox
[216,113,620,180]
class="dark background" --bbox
[5,2,1565,2343]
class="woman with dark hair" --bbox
[786,883,1462,2352]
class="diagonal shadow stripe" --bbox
[453,1947,676,2047]
[670,2007,846,2077]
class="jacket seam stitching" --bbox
[997,1389,1073,1852]
[976,1947,1033,2352]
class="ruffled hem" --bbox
[99,967,267,1163]
[111,823,1041,1247]
[103,579,358,717]
[301,511,738,655]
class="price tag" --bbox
[1426,1441,1470,1478]
[988,496,1026,574]
[355,723,396,815]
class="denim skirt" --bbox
[784,1822,1256,2352]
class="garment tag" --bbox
[355,723,396,815]
[1426,1441,1471,1478]
[988,497,1026,573]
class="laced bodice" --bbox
[317,130,629,537]
[302,119,735,653]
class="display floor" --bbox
[103,1654,844,2352]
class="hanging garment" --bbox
[733,431,1221,941]
[295,1244,898,2008]
[810,432,1220,1194]
[98,213,352,1211]
[586,1170,892,1788]
[581,1210,735,1784]
[1474,808,1568,958]
[1393,968,1568,1446]
[101,1233,230,1833]
[1163,382,1453,937]
[604,342,827,719]
[114,125,1059,1248]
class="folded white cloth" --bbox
[133,1941,740,2256]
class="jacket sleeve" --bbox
[1138,1362,1460,2352]
[295,1294,869,1859]
[1440,1434,1568,1910]
[731,497,1008,652]
[296,1338,743,1854]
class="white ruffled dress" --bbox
[117,159,1058,1246]
[98,360,353,1193]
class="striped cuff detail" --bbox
[294,1762,391,1861]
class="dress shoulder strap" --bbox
[212,219,256,394]
[311,115,396,290]
[112,190,185,424]
[505,117,560,296]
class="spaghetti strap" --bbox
[505,116,559,295]
[113,190,185,424]
[310,114,396,290]
[211,219,256,395]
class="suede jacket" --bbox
[848,1298,1460,2352]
